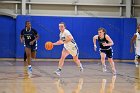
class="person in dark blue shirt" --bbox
[20,21,39,74]
[93,27,116,76]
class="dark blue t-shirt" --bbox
[21,28,38,46]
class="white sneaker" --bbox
[79,63,83,72]
[28,66,32,74]
[54,69,61,76]
[80,67,84,72]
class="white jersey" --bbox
[59,29,78,56]
[60,29,77,48]
[135,32,140,55]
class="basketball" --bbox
[45,41,53,50]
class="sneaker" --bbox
[54,69,61,76]
[134,59,139,67]
[80,66,83,72]
[136,64,139,67]
[102,65,107,72]
[28,66,32,74]
[79,63,83,72]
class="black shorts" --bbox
[25,45,37,52]
[100,48,113,58]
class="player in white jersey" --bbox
[53,22,83,76]
[130,24,140,67]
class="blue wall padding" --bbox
[0,15,137,59]
[0,16,16,58]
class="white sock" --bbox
[28,65,31,67]
[79,63,83,68]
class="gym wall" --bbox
[0,15,137,60]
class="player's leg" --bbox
[24,50,27,66]
[108,58,116,75]
[136,55,140,65]
[54,48,69,75]
[24,50,27,61]
[68,45,83,71]
[25,47,32,73]
[25,47,31,65]
[59,48,69,68]
[100,52,107,72]
[31,51,36,59]
[135,48,140,67]
[107,49,116,75]
[73,55,83,72]
[135,55,140,67]
[137,59,140,63]
[31,45,37,61]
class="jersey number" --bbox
[27,36,31,39]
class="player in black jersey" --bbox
[93,27,116,75]
[20,21,39,74]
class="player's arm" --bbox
[30,29,39,45]
[103,35,114,46]
[64,35,73,43]
[130,34,137,53]
[53,40,64,45]
[32,29,39,42]
[32,34,39,43]
[93,35,98,51]
[20,30,24,43]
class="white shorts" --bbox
[64,45,79,57]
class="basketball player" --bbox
[20,21,39,74]
[53,22,83,76]
[130,24,140,67]
[93,27,116,75]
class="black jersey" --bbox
[98,34,111,50]
[21,28,38,46]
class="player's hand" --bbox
[94,45,97,51]
[20,39,23,43]
[30,41,34,45]
[102,42,108,46]
[20,37,24,43]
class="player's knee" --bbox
[108,58,113,62]
[60,55,66,60]
[101,57,105,61]
[73,58,76,62]
[73,56,78,62]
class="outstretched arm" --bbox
[53,40,64,45]
[103,35,114,46]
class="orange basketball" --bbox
[45,41,53,50]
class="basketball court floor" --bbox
[0,61,139,93]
